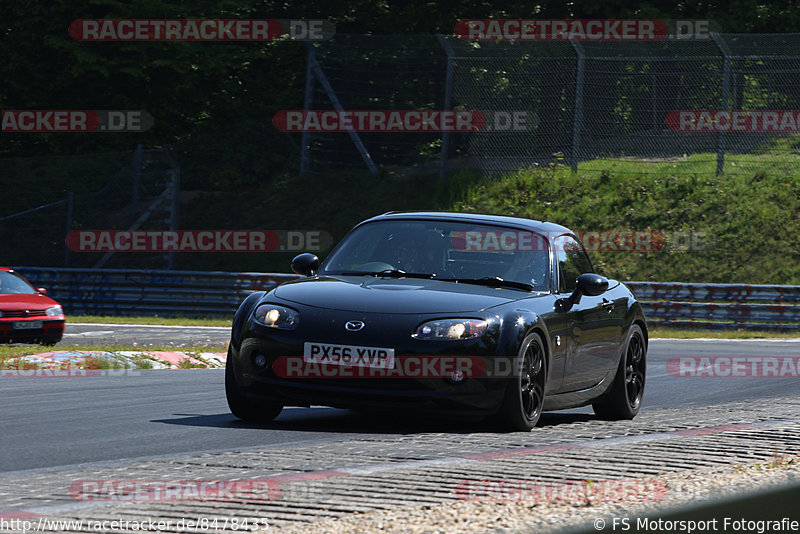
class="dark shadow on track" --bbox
[153,407,599,433]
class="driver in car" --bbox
[387,230,449,275]
[501,235,549,288]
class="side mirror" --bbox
[576,273,609,297]
[291,253,320,276]
[37,288,48,295]
[555,273,608,313]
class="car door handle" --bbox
[602,298,615,313]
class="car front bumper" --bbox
[0,318,65,343]
[232,334,509,418]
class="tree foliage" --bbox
[2,0,799,158]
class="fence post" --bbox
[651,73,658,130]
[711,33,732,175]
[167,165,180,270]
[300,44,315,175]
[436,34,454,181]
[309,48,378,175]
[64,191,74,267]
[131,144,142,225]
[569,40,586,172]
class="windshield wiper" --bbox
[439,276,533,291]
[373,269,438,279]
[337,269,437,279]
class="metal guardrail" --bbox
[628,281,800,331]
[13,266,299,317]
[11,268,800,329]
[627,281,800,303]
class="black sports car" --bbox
[226,212,647,430]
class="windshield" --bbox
[0,271,37,295]
[320,220,551,291]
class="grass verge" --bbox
[66,315,231,327]
[649,327,800,339]
[63,316,800,339]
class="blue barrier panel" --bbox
[13,267,299,317]
[11,268,800,328]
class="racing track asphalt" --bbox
[1,325,798,473]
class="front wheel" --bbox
[41,334,63,346]
[225,347,283,423]
[593,324,646,420]
[499,332,547,431]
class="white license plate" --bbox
[303,342,395,369]
[13,321,43,330]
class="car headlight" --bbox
[253,304,299,329]
[413,319,487,340]
[46,305,63,317]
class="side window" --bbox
[554,235,593,293]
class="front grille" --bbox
[2,309,47,318]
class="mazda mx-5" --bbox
[226,212,647,430]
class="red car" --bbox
[0,268,65,345]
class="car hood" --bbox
[0,293,59,310]
[273,275,536,314]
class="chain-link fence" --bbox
[1,119,301,270]
[6,33,800,270]
[0,148,177,269]
[302,33,800,177]
[300,35,450,175]
[173,119,299,189]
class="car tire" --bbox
[225,347,283,423]
[499,332,547,431]
[592,324,646,420]
[41,335,62,346]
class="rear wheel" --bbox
[225,347,283,423]
[593,324,646,420]
[499,332,546,431]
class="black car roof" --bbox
[361,211,571,236]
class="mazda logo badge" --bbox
[345,320,365,331]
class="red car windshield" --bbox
[0,271,37,295]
